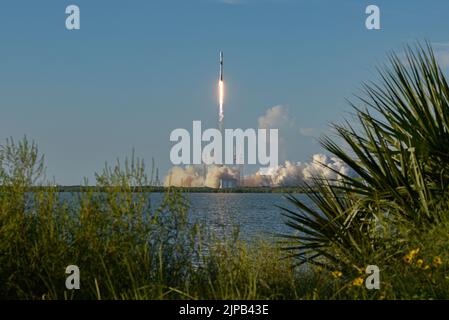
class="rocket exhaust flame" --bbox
[219,51,224,127]
[219,80,224,123]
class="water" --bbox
[158,193,307,241]
[57,192,309,242]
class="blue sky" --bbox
[0,0,448,184]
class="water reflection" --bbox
[54,192,308,242]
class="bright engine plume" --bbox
[219,51,224,129]
[219,80,224,122]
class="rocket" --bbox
[218,51,224,128]
[219,51,223,81]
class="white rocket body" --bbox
[219,51,223,81]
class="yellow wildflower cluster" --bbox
[416,259,424,267]
[408,252,443,271]
[351,276,364,287]
[331,271,343,279]
[433,256,442,267]
[403,248,420,264]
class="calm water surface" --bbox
[153,193,309,241]
[58,192,309,241]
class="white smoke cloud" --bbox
[164,165,240,188]
[258,105,295,163]
[244,154,349,187]
[258,105,294,130]
[164,166,205,188]
[164,154,350,188]
[164,105,348,188]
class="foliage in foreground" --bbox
[1,136,449,299]
[281,43,449,282]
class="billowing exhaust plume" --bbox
[164,165,240,188]
[244,154,350,187]
[164,154,350,188]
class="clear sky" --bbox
[0,0,448,184]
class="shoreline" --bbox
[21,186,310,194]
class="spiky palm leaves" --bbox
[282,44,449,270]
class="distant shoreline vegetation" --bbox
[28,186,311,194]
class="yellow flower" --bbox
[351,277,364,287]
[423,264,430,270]
[404,255,412,264]
[433,256,442,267]
[403,248,420,264]
[331,271,343,279]
[416,259,424,267]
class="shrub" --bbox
[281,43,449,273]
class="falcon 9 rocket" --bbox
[219,51,224,133]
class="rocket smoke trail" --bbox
[219,51,224,133]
